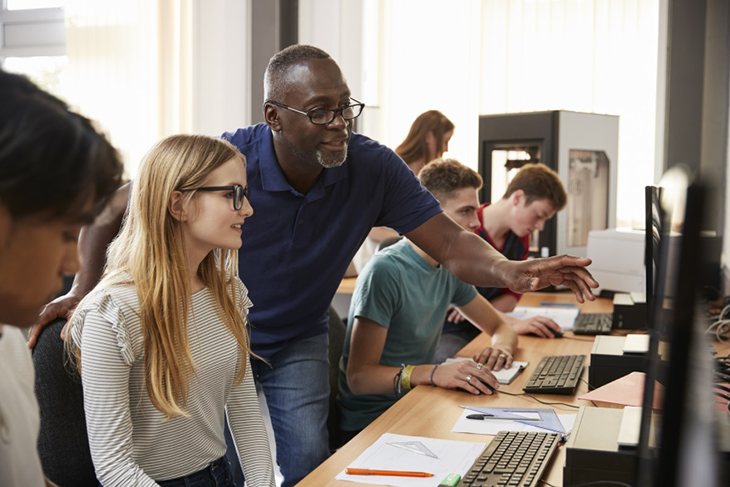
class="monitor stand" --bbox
[589,336,647,388]
[563,407,638,485]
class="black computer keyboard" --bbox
[457,431,560,487]
[523,355,586,394]
[573,312,613,335]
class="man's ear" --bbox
[264,104,281,132]
[510,189,526,207]
[168,191,187,222]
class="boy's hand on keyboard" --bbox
[475,347,513,371]
[510,316,562,338]
[434,359,499,395]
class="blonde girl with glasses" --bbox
[67,135,275,487]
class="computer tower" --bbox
[478,110,619,257]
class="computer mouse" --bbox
[550,328,564,338]
[527,328,563,338]
[457,377,496,394]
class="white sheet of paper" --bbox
[451,408,577,436]
[507,306,580,331]
[336,433,485,487]
[443,357,529,384]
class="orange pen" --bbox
[345,468,434,477]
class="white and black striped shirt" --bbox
[71,280,274,487]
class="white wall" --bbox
[192,0,251,136]
[298,0,363,100]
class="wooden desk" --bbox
[337,276,358,295]
[300,293,612,486]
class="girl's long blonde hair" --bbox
[70,134,252,418]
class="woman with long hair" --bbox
[67,135,274,487]
[395,109,455,175]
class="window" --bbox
[7,0,63,9]
[0,0,66,96]
[358,0,660,230]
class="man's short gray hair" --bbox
[264,44,332,102]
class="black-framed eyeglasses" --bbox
[264,98,364,125]
[184,185,249,211]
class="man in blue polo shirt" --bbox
[29,45,598,486]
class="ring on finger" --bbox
[465,375,472,382]
[476,363,483,370]
[498,354,506,359]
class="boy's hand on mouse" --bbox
[433,360,498,395]
[474,347,513,371]
[509,316,562,338]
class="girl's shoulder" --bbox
[81,281,141,319]
[232,277,253,312]
[70,280,143,364]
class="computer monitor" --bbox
[635,166,719,486]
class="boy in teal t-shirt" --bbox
[338,159,518,438]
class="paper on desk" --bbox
[336,433,485,487]
[507,306,580,331]
[578,371,665,409]
[451,408,577,436]
[443,357,529,384]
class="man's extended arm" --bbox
[405,213,598,302]
[27,183,130,348]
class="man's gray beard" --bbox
[316,148,347,169]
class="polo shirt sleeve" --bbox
[451,279,478,308]
[374,150,442,235]
[349,257,402,330]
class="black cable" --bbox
[495,389,581,410]
[714,371,730,383]
[713,391,730,402]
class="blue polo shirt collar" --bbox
[258,128,348,201]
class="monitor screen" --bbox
[635,166,719,486]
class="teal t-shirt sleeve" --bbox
[451,280,478,308]
[350,258,401,330]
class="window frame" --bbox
[0,0,65,59]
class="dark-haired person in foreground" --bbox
[0,70,124,487]
[28,45,598,486]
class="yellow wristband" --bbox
[401,365,416,391]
